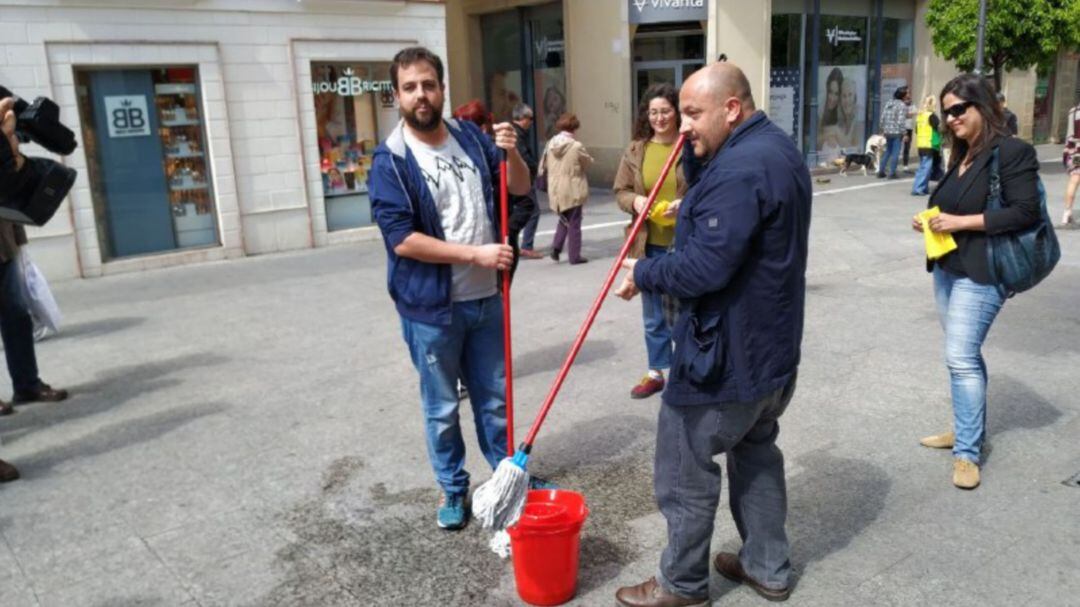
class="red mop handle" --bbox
[521,133,686,449]
[499,150,514,455]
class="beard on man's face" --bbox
[402,99,443,132]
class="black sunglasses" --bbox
[942,100,975,119]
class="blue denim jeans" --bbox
[912,151,933,195]
[400,295,507,496]
[0,256,39,394]
[878,135,902,178]
[641,245,673,371]
[932,267,1005,464]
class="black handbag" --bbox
[984,147,1060,297]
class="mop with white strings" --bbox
[475,134,687,555]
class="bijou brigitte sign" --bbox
[312,67,392,97]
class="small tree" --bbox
[926,0,1080,91]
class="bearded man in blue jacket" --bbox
[368,47,532,531]
[614,62,813,606]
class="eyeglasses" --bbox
[942,101,975,120]
[648,108,675,118]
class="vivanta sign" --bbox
[312,67,392,97]
[628,0,707,24]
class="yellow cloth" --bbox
[642,141,677,246]
[918,207,958,260]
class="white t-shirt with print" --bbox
[404,128,497,302]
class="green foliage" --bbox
[926,0,1080,87]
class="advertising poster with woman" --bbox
[817,64,866,161]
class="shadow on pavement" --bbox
[513,338,617,379]
[989,374,1061,434]
[52,316,146,341]
[711,449,891,602]
[0,352,229,441]
[15,401,228,477]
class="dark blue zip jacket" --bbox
[368,118,503,325]
[634,111,812,406]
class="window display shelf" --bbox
[170,184,210,192]
[161,119,201,127]
[324,189,368,199]
[166,152,204,159]
[155,83,197,96]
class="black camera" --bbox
[0,85,78,227]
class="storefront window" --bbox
[75,66,219,260]
[310,62,396,231]
[482,2,565,152]
[1033,66,1055,143]
[880,18,914,110]
[770,14,803,142]
[808,15,869,164]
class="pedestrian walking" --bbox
[1060,102,1080,227]
[612,62,812,607]
[510,103,544,259]
[613,83,688,400]
[902,88,915,172]
[368,47,534,530]
[911,95,941,196]
[998,92,1019,136]
[538,112,592,265]
[911,74,1042,490]
[877,86,909,179]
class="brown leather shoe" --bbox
[520,248,544,259]
[0,458,20,483]
[714,552,790,602]
[615,577,708,607]
[0,400,12,416]
[13,383,68,405]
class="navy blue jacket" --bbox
[634,111,812,406]
[368,118,503,325]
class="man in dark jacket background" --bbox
[509,103,543,262]
[613,62,812,606]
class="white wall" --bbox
[0,0,446,280]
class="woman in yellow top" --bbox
[613,83,689,399]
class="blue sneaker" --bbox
[437,492,468,530]
[528,477,559,490]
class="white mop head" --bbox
[489,530,512,559]
[473,456,529,531]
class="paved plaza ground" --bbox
[0,149,1077,606]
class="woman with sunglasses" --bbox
[911,74,1041,490]
[613,83,688,400]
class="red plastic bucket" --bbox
[507,489,589,606]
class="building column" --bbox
[707,0,772,109]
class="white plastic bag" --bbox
[19,249,61,341]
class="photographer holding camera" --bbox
[0,95,70,483]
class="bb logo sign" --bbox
[103,95,151,138]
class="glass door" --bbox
[75,66,218,260]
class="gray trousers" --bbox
[655,376,796,598]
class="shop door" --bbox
[88,70,176,257]
[633,61,703,109]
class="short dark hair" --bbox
[390,46,444,91]
[939,73,1009,168]
[554,112,580,132]
[633,83,680,141]
[893,86,909,100]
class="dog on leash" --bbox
[835,135,886,176]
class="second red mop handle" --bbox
[518,133,686,452]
